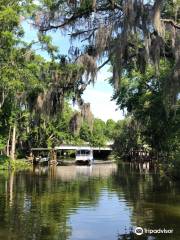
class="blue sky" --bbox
[23,22,124,121]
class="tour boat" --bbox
[75,147,94,165]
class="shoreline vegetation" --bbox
[0,156,31,171]
[0,153,179,182]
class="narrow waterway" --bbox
[0,163,179,240]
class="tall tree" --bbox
[35,0,180,106]
[0,0,33,159]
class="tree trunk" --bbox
[10,124,16,160]
[6,126,11,156]
[0,90,5,108]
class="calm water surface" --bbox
[0,163,179,240]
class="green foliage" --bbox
[113,118,142,159]
[37,33,58,56]
[105,119,116,139]
[113,61,180,161]
[0,155,10,170]
[79,121,92,143]
[90,119,108,147]
[0,136,6,150]
[0,156,31,170]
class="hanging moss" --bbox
[69,102,94,135]
[35,0,180,107]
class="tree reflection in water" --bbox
[118,229,156,240]
[0,163,179,240]
[0,164,118,240]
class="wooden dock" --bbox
[126,149,167,163]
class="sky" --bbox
[82,67,124,121]
[23,22,124,122]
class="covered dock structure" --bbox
[30,145,113,164]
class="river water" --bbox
[0,163,179,240]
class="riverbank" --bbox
[0,156,31,171]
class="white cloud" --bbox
[82,85,124,122]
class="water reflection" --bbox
[33,164,117,181]
[0,163,179,240]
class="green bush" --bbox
[0,156,31,171]
[0,155,11,170]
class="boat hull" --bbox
[75,159,93,165]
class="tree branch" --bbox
[97,58,110,70]
[39,4,122,32]
[161,19,180,29]
[69,27,98,38]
